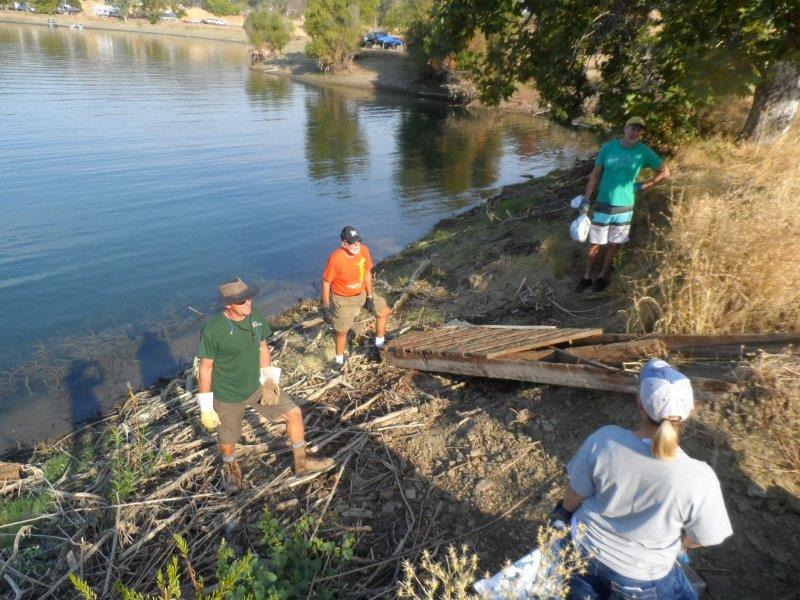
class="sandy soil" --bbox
[0,6,247,42]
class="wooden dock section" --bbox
[382,324,800,400]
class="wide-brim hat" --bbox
[218,277,260,306]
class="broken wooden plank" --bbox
[470,328,603,359]
[461,329,560,355]
[383,353,737,401]
[561,339,666,366]
[498,348,557,362]
[413,328,504,352]
[391,327,461,350]
[553,348,620,372]
[584,333,800,350]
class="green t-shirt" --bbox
[595,139,663,207]
[196,309,273,403]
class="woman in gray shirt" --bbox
[556,359,733,600]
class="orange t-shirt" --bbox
[323,245,373,297]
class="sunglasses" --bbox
[234,298,251,305]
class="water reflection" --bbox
[305,87,368,182]
[245,72,292,112]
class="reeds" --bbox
[626,132,800,334]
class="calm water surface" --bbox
[0,22,595,448]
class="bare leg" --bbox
[334,331,347,355]
[584,244,603,279]
[600,243,621,278]
[283,406,304,445]
[375,307,391,338]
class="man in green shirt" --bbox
[196,277,332,494]
[576,116,671,293]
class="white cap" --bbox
[639,359,694,422]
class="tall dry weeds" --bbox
[626,132,800,334]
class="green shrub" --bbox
[203,0,240,16]
[245,9,291,54]
[71,509,354,598]
[304,0,377,72]
[33,0,60,13]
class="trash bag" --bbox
[473,537,568,599]
[569,195,585,209]
[570,214,591,242]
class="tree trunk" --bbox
[742,60,800,144]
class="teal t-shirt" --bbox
[595,139,663,207]
[196,309,273,403]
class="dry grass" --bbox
[737,352,800,480]
[626,131,800,333]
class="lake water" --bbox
[0,21,595,450]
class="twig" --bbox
[311,457,350,540]
[101,494,121,599]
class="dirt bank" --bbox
[253,45,543,110]
[0,7,247,42]
[2,163,797,598]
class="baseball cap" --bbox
[639,359,694,422]
[340,226,362,243]
[625,116,646,128]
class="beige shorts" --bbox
[331,291,388,333]
[214,387,297,444]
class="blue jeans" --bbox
[568,554,698,600]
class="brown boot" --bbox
[292,444,333,475]
[222,459,243,495]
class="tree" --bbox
[33,0,60,12]
[140,0,167,22]
[203,0,240,16]
[113,0,132,20]
[304,0,377,72]
[245,9,291,55]
[427,0,800,144]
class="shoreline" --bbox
[0,9,248,43]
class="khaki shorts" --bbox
[214,387,297,444]
[331,291,388,333]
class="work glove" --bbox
[259,366,281,386]
[365,295,376,313]
[197,392,221,431]
[322,305,334,327]
[547,501,573,530]
[569,194,590,214]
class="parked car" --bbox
[159,10,176,20]
[13,2,36,11]
[57,4,81,14]
[201,17,225,25]
[360,30,403,49]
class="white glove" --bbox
[569,194,585,209]
[196,392,221,430]
[259,366,281,385]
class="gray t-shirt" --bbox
[567,425,732,580]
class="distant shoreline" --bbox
[0,9,248,43]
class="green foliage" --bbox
[140,0,167,23]
[33,0,60,13]
[378,0,421,30]
[427,0,800,145]
[107,426,156,502]
[304,0,378,72]
[0,493,52,548]
[42,452,69,482]
[245,9,291,53]
[203,0,241,16]
[113,0,132,19]
[72,511,354,599]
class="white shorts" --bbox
[589,222,631,245]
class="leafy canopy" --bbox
[426,0,800,143]
[304,0,378,72]
[245,9,291,53]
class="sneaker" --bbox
[575,277,592,293]
[331,359,346,375]
[222,459,243,495]
[593,277,609,292]
[367,344,383,362]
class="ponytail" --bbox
[651,418,683,460]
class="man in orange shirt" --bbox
[322,226,391,371]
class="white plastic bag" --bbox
[569,214,591,242]
[569,195,585,209]
[473,536,568,599]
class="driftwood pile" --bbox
[0,329,492,598]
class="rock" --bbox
[469,448,484,459]
[746,484,767,498]
[381,502,399,515]
[404,488,417,501]
[475,478,493,493]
